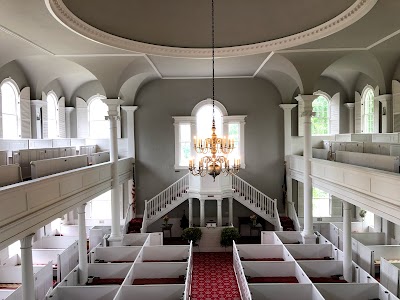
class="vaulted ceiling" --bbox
[1,0,400,101]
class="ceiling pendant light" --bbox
[188,0,240,181]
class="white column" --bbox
[280,104,297,211]
[228,197,233,226]
[345,103,355,133]
[200,199,205,227]
[30,100,46,139]
[65,107,75,138]
[376,95,393,133]
[20,234,35,300]
[296,95,318,243]
[77,204,88,285]
[343,201,352,282]
[120,106,138,158]
[217,199,222,227]
[102,99,125,241]
[188,198,193,227]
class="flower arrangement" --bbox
[250,214,257,226]
[163,215,169,225]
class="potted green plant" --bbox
[220,227,240,249]
[359,209,366,221]
[182,227,202,246]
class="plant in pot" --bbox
[163,215,169,226]
[220,227,240,249]
[182,227,202,246]
[359,209,367,221]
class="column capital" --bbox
[375,94,393,103]
[105,115,120,121]
[77,203,87,214]
[65,107,75,112]
[344,103,355,110]
[121,106,138,112]
[20,233,35,249]
[102,99,124,116]
[30,100,46,108]
[295,94,318,114]
[279,104,297,111]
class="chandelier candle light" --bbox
[188,0,240,180]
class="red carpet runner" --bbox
[191,252,241,300]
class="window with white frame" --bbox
[173,99,246,169]
[8,240,20,257]
[312,94,329,135]
[362,87,374,133]
[88,95,109,139]
[47,92,59,138]
[312,187,330,217]
[1,80,20,138]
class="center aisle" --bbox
[191,252,241,300]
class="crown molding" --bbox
[46,0,377,59]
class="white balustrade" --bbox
[231,174,278,221]
[145,174,189,220]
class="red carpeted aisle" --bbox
[191,252,241,300]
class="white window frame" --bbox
[223,115,246,168]
[173,116,196,169]
[361,85,375,133]
[311,91,331,136]
[1,78,21,139]
[46,91,59,138]
[88,94,108,139]
[173,98,246,169]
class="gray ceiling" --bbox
[62,0,355,48]
[1,0,400,101]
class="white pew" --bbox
[0,165,21,187]
[90,246,141,263]
[274,231,303,244]
[121,233,150,246]
[0,150,8,166]
[380,258,400,296]
[91,151,110,165]
[312,148,330,160]
[297,260,344,279]
[142,245,190,262]
[285,244,334,260]
[31,154,88,179]
[249,284,324,300]
[315,283,385,300]
[236,244,285,261]
[336,150,400,173]
[46,286,119,300]
[115,285,185,300]
[127,262,187,285]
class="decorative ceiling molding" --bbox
[46,0,377,59]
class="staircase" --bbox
[279,216,295,231]
[127,218,143,233]
[231,175,282,231]
[141,174,190,231]
[139,173,283,232]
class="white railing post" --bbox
[141,200,148,233]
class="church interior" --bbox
[1,0,400,299]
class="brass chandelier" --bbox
[188,0,240,180]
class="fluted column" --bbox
[200,199,205,227]
[280,104,297,212]
[228,197,233,226]
[296,95,318,243]
[20,234,35,300]
[188,198,193,227]
[102,98,124,241]
[217,199,222,227]
[345,103,355,133]
[77,204,88,284]
[343,201,353,282]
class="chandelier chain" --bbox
[212,0,215,120]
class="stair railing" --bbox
[274,199,283,231]
[287,201,301,231]
[145,173,190,219]
[141,200,148,233]
[232,174,279,220]
[123,203,133,234]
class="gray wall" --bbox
[134,78,285,213]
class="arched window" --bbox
[47,92,59,138]
[362,87,374,133]
[312,95,330,135]
[88,95,109,139]
[1,80,20,138]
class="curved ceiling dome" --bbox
[48,0,377,57]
